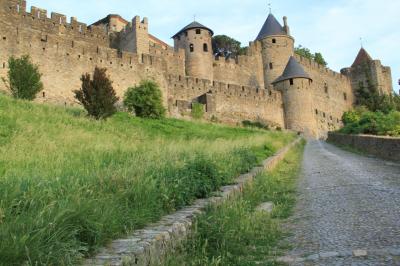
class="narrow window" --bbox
[59,17,62,24]
[323,112,326,118]
[196,29,201,34]
[343,92,347,101]
[203,43,208,52]
[72,41,74,48]
[16,4,20,13]
[2,62,6,68]
[269,62,273,69]
[189,43,194,52]
[79,25,83,32]
[324,83,328,93]
[315,109,318,115]
[272,38,276,44]
[177,35,180,41]
[185,31,188,37]
[289,78,294,85]
[42,91,45,98]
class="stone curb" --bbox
[84,137,303,266]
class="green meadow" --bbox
[166,141,305,266]
[0,94,295,265]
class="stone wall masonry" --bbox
[167,75,285,126]
[0,5,190,106]
[84,137,302,266]
[212,42,264,88]
[1,0,109,47]
[294,55,354,138]
[327,133,400,162]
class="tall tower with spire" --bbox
[341,47,393,97]
[256,12,294,89]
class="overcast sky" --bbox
[27,0,399,92]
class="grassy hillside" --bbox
[0,94,295,265]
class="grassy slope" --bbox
[167,141,305,266]
[0,95,295,265]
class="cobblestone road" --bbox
[281,141,400,266]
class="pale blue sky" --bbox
[26,0,399,92]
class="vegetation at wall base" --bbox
[0,94,295,265]
[166,141,305,266]
[191,103,205,120]
[340,108,400,136]
[339,64,400,137]
[242,120,270,130]
[123,80,166,119]
[1,55,43,100]
[74,67,119,120]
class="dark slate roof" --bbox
[351,48,373,67]
[172,21,214,38]
[256,13,286,40]
[272,56,312,84]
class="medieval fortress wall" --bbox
[0,0,393,138]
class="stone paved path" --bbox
[281,141,400,266]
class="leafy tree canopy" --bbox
[123,80,166,119]
[212,35,247,59]
[295,45,328,66]
[2,55,43,100]
[74,67,119,120]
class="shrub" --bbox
[191,103,204,120]
[2,55,43,100]
[242,120,269,130]
[123,80,165,119]
[74,67,119,120]
[339,110,400,136]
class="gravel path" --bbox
[281,141,400,266]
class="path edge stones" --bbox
[84,137,303,266]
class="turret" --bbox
[256,13,294,89]
[273,56,317,138]
[341,48,393,96]
[173,21,213,80]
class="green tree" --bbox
[295,46,328,66]
[355,67,397,114]
[314,52,327,66]
[294,46,313,60]
[2,55,43,100]
[212,35,247,59]
[74,67,119,120]
[123,80,166,119]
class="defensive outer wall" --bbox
[0,0,393,138]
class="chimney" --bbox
[283,16,290,35]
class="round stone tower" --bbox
[273,56,317,138]
[173,21,214,81]
[256,13,294,89]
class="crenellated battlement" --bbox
[294,54,350,82]
[2,0,109,46]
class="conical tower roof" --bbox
[172,21,213,38]
[272,56,312,84]
[351,48,373,67]
[256,13,286,41]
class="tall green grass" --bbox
[0,95,295,265]
[167,142,305,266]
